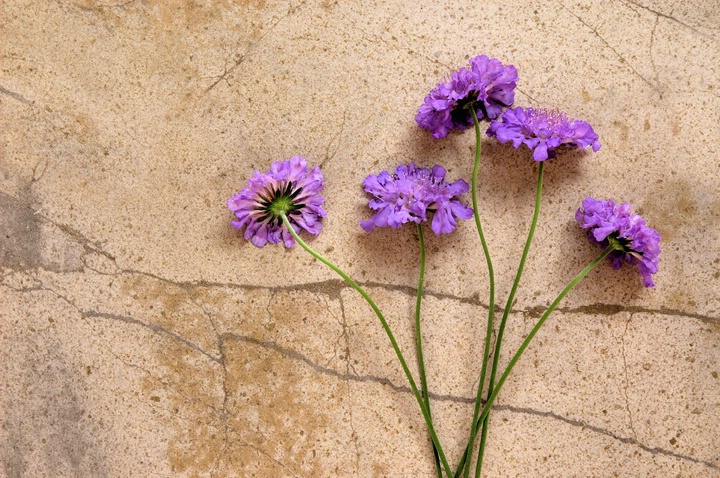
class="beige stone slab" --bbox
[493,310,720,468]
[1,282,175,477]
[2,0,720,476]
[2,268,720,475]
[480,409,720,478]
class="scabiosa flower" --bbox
[415,55,518,139]
[360,162,473,235]
[576,197,661,287]
[488,107,601,162]
[228,156,326,248]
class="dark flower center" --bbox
[456,91,479,110]
[451,92,488,123]
[256,181,305,225]
[608,235,640,255]
[269,196,294,217]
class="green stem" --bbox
[474,161,545,478]
[459,108,496,478]
[458,245,615,473]
[415,224,442,478]
[280,214,453,478]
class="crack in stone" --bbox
[620,315,638,440]
[524,300,719,325]
[496,404,719,470]
[236,439,301,478]
[203,0,309,93]
[0,85,31,104]
[111,271,720,326]
[3,192,717,324]
[84,311,222,364]
[338,295,361,476]
[649,15,660,87]
[4,280,718,471]
[222,331,719,471]
[560,4,660,94]
[6,260,720,326]
[320,107,348,169]
[619,0,717,39]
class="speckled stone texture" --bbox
[1,1,719,477]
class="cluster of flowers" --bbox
[416,55,600,162]
[226,53,663,477]
[229,55,659,286]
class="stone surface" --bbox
[1,0,719,477]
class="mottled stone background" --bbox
[1,0,719,477]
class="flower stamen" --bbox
[488,106,601,162]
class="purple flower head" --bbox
[576,197,661,287]
[488,107,601,161]
[415,55,518,139]
[360,162,473,235]
[228,156,326,248]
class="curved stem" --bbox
[474,161,545,477]
[280,214,453,478]
[460,108,496,478]
[415,224,442,478]
[459,245,614,467]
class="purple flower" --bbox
[228,156,326,248]
[415,55,518,139]
[488,107,601,161]
[360,162,473,235]
[576,197,661,287]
